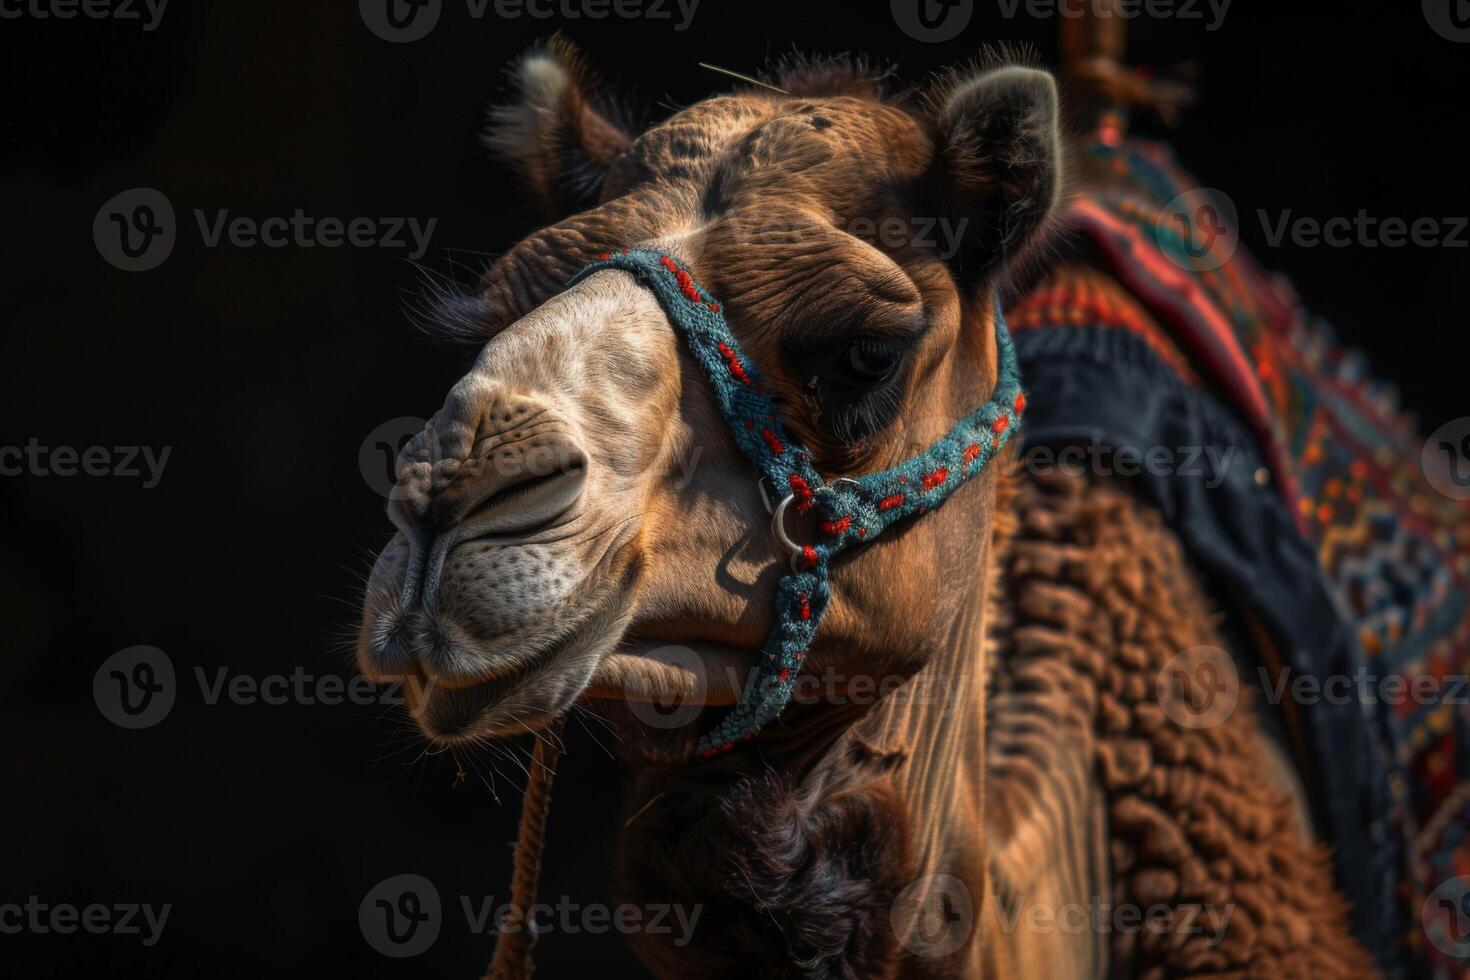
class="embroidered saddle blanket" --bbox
[1011,136,1470,978]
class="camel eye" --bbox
[843,338,903,384]
[785,319,921,444]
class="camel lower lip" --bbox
[400,639,569,736]
[581,640,753,706]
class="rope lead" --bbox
[484,716,565,980]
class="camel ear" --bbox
[483,37,635,218]
[925,65,1061,283]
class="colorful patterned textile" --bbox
[1012,136,1470,977]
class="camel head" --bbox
[355,44,1062,752]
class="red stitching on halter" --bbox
[655,254,723,312]
[789,475,813,514]
[820,516,851,537]
[761,428,784,455]
[676,269,704,304]
[992,415,1010,434]
[717,341,751,385]
[921,468,949,491]
[879,493,905,510]
[963,444,982,465]
[1015,391,1026,414]
[798,594,811,620]
[801,545,818,569]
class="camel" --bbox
[351,38,1415,978]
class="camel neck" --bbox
[856,473,996,973]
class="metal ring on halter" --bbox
[757,474,781,515]
[769,478,863,572]
[816,477,862,498]
[769,493,804,571]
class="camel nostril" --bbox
[459,464,586,531]
[390,383,593,533]
[426,449,588,536]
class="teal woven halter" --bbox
[568,249,1025,758]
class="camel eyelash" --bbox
[805,337,915,443]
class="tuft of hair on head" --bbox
[482,33,637,217]
[758,50,898,101]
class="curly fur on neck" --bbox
[615,738,915,979]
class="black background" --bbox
[2,1,1467,976]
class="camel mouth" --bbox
[400,636,753,747]
[397,631,600,745]
[357,517,648,746]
